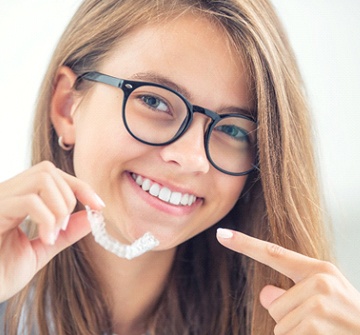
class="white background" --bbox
[0,1,359,288]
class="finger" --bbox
[272,294,331,335]
[0,196,31,231]
[29,164,105,213]
[57,169,105,210]
[1,161,104,211]
[0,161,58,198]
[0,195,56,244]
[260,285,286,311]
[0,162,104,245]
[265,266,344,324]
[35,172,75,228]
[0,164,72,231]
[30,210,91,271]
[216,228,321,283]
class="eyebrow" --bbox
[130,72,194,101]
[129,71,255,119]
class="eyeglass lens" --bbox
[123,85,257,175]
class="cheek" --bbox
[71,113,154,194]
[199,176,246,233]
[70,100,129,181]
[216,176,247,213]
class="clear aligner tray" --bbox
[85,206,159,260]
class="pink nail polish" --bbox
[61,215,70,231]
[48,232,56,245]
[94,194,106,207]
[48,234,55,245]
[217,228,233,239]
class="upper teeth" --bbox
[131,173,197,206]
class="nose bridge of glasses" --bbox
[192,105,220,122]
[180,105,216,138]
[188,105,219,136]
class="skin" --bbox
[0,162,103,302]
[65,19,251,250]
[2,15,251,334]
[1,12,360,335]
[63,16,251,333]
[217,229,360,334]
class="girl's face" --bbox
[71,15,253,250]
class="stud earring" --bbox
[58,136,73,151]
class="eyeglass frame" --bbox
[75,71,258,176]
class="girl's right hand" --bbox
[0,161,105,303]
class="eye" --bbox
[140,95,170,113]
[215,124,249,142]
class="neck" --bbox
[82,234,176,335]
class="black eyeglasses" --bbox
[75,71,257,176]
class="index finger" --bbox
[58,169,105,210]
[216,228,322,283]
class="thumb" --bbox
[31,210,92,271]
[260,285,286,310]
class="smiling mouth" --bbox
[131,173,197,206]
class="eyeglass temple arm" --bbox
[78,72,124,88]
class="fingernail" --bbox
[217,228,234,239]
[48,229,59,245]
[61,215,70,231]
[94,193,106,207]
[47,233,55,245]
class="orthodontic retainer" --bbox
[85,206,159,260]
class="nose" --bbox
[159,116,210,174]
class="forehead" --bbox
[104,14,242,71]
[98,14,252,110]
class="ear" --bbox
[50,66,80,146]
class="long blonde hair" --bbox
[5,0,330,334]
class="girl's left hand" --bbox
[217,228,360,334]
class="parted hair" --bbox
[5,0,330,334]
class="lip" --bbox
[126,171,202,215]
